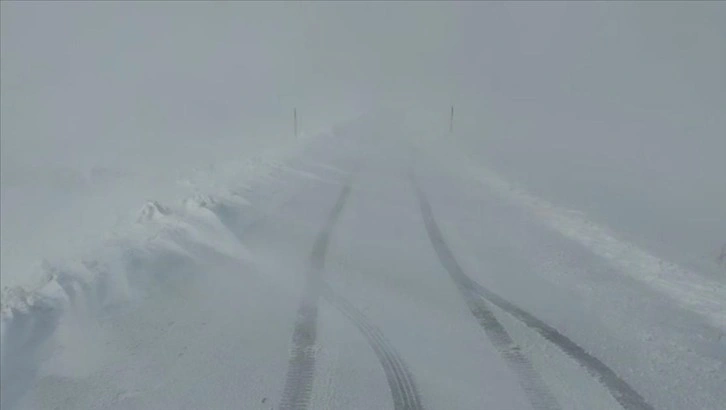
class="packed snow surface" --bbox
[2,118,724,409]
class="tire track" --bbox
[280,172,424,410]
[279,180,353,410]
[464,277,655,410]
[321,283,424,410]
[411,176,560,410]
[411,175,654,410]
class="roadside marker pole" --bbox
[449,105,454,134]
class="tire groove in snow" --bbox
[411,175,655,410]
[465,278,655,410]
[321,283,424,410]
[279,180,353,410]
[411,175,561,410]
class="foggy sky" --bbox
[2,2,725,272]
[3,2,724,164]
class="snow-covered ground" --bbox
[3,2,725,409]
[0,134,287,290]
[2,118,724,409]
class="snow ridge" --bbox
[0,128,329,409]
[419,136,726,331]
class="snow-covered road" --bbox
[3,120,724,409]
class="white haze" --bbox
[2,1,725,288]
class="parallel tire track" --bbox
[321,284,424,410]
[281,173,424,410]
[411,176,561,410]
[279,181,353,410]
[411,175,654,410]
[465,277,655,410]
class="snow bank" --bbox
[417,135,726,331]
[0,191,243,405]
[0,127,335,408]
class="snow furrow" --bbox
[279,180,353,410]
[411,173,656,410]
[321,283,424,410]
[465,278,655,410]
[411,175,561,410]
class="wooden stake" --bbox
[449,105,454,134]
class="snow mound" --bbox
[0,161,297,408]
[0,190,258,408]
[137,201,172,222]
[0,123,333,408]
